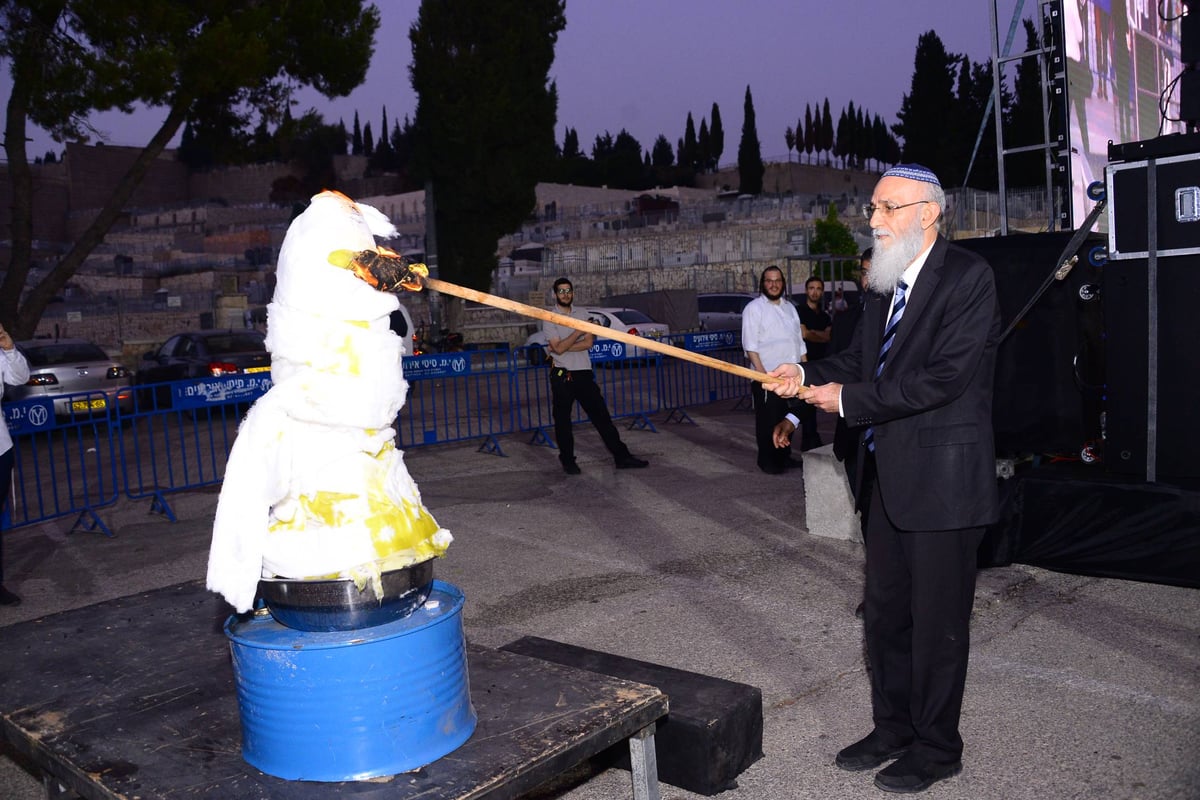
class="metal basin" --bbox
[257,559,435,632]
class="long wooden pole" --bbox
[419,274,779,384]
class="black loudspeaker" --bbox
[1105,147,1200,479]
[1182,10,1200,64]
[957,232,1105,459]
[1102,256,1200,479]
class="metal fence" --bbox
[1,331,751,534]
[2,394,123,535]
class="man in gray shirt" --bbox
[543,277,648,475]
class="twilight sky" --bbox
[4,1,1015,164]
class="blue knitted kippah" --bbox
[881,163,941,187]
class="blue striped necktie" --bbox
[864,279,907,453]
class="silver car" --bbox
[6,338,133,419]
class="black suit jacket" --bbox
[803,235,1001,532]
[828,288,864,356]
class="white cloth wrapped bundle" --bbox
[207,191,451,613]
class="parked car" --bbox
[523,307,670,364]
[697,293,756,331]
[137,330,270,385]
[4,338,133,420]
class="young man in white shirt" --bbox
[741,266,806,474]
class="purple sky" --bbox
[4,1,1007,164]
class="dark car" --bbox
[5,338,133,419]
[697,293,756,331]
[137,330,270,385]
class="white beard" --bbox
[867,221,926,294]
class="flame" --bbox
[327,248,429,293]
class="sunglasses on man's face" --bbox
[556,288,573,295]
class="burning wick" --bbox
[328,247,429,293]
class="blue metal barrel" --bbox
[225,580,476,781]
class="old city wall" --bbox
[697,160,879,202]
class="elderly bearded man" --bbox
[769,165,1000,793]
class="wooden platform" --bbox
[0,581,667,800]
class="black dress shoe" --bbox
[0,585,21,606]
[874,752,962,793]
[562,461,581,475]
[615,456,648,469]
[835,731,910,771]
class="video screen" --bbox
[1061,0,1185,226]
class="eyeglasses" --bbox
[861,200,930,220]
[555,288,573,295]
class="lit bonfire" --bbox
[207,190,451,614]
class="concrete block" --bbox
[802,443,861,541]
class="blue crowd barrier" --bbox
[118,375,273,520]
[396,349,518,455]
[514,341,663,446]
[2,394,123,535]
[1,333,749,533]
[513,346,556,439]
[657,331,750,422]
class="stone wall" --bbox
[697,160,880,201]
[64,143,192,213]
[189,163,295,206]
[0,160,71,242]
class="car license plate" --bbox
[72,398,106,412]
[244,366,271,374]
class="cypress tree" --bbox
[737,85,764,194]
[821,98,834,166]
[411,0,566,290]
[803,104,814,164]
[709,102,724,169]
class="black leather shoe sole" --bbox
[615,457,648,469]
[562,463,581,475]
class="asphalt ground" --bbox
[1,403,1197,800]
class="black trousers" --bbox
[751,382,792,472]
[0,447,13,583]
[550,368,631,465]
[859,454,983,764]
[833,418,860,498]
[796,400,823,450]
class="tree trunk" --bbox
[6,104,189,340]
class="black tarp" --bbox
[602,289,700,332]
[981,463,1200,588]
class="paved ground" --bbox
[1,403,1197,800]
